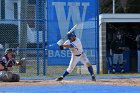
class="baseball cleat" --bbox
[112,69,116,73]
[55,76,63,81]
[91,75,96,81]
[121,69,125,73]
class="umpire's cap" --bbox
[4,48,14,55]
[67,32,76,40]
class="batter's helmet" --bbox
[67,32,76,40]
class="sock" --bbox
[112,64,117,70]
[88,66,94,76]
[62,70,69,77]
[119,64,124,70]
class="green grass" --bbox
[11,60,140,78]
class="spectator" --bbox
[110,32,126,73]
[136,34,140,73]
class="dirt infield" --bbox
[0,78,140,87]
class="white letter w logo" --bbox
[52,2,89,39]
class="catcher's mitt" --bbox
[16,58,26,66]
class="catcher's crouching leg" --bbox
[10,74,20,82]
[0,72,20,82]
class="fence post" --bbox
[35,0,40,75]
[97,0,100,74]
[113,0,115,14]
[19,0,27,73]
[42,0,46,76]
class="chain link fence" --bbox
[0,0,46,78]
[100,0,140,13]
[0,0,78,79]
[0,0,99,79]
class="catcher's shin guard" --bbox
[10,74,20,82]
[1,72,20,82]
[0,71,13,82]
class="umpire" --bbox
[0,48,23,82]
[110,32,126,73]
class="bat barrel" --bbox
[68,24,78,33]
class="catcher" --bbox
[0,48,24,82]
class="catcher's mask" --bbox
[4,48,16,58]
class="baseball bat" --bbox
[48,24,79,47]
[68,24,78,33]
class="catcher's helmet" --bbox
[67,32,76,40]
[4,48,14,55]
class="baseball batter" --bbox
[56,32,96,81]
